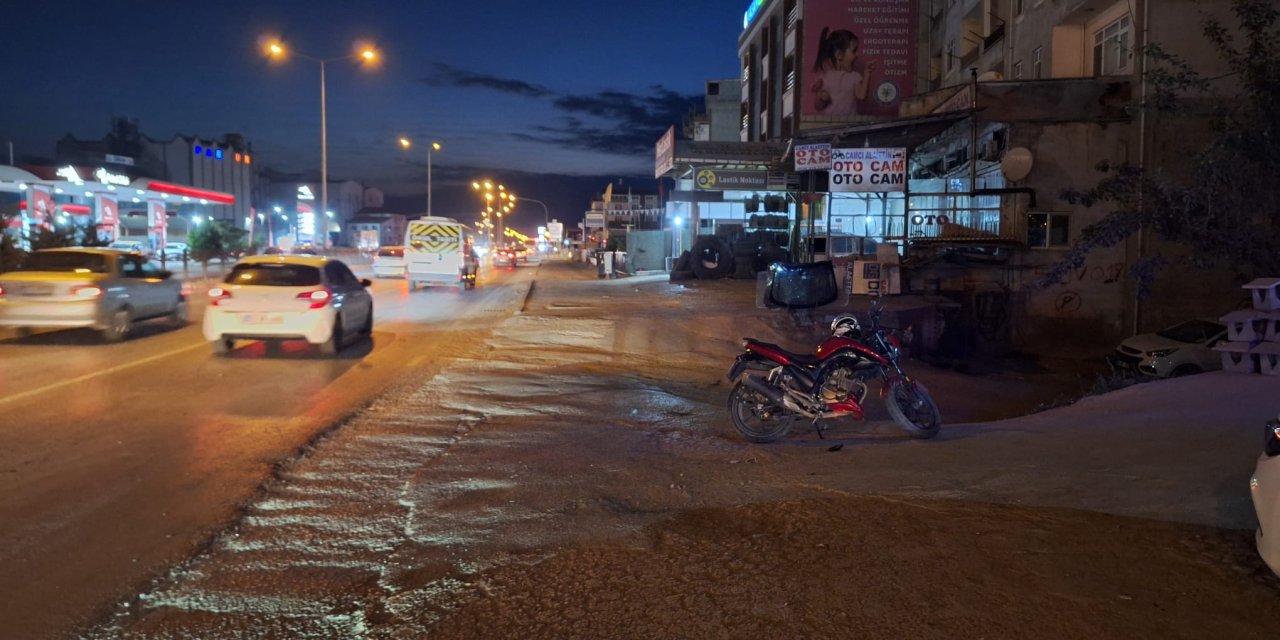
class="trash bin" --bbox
[613,251,627,276]
[596,251,608,279]
[598,251,614,279]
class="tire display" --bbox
[691,237,734,279]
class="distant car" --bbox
[0,248,187,342]
[1108,318,1227,378]
[495,246,519,268]
[1252,413,1280,575]
[162,242,189,259]
[202,255,373,356]
[514,244,530,263]
[291,244,319,256]
[262,246,284,255]
[371,246,405,278]
[109,240,150,256]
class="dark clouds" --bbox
[423,64,698,156]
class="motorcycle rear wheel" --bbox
[728,382,796,443]
[884,379,942,439]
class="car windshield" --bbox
[1156,319,1224,343]
[377,248,403,258]
[225,263,321,287]
[17,252,109,273]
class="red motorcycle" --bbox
[726,299,942,442]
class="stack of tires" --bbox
[668,235,791,282]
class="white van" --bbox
[404,216,479,291]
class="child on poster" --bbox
[810,27,877,117]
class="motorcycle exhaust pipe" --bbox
[741,374,816,417]
[741,373,786,406]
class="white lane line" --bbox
[0,340,209,407]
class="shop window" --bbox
[1027,212,1069,248]
[1093,15,1132,76]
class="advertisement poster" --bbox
[803,0,917,119]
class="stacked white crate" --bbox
[1214,278,1280,375]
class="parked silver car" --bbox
[0,248,187,342]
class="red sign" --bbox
[802,0,918,119]
[96,194,118,225]
[148,200,167,231]
[27,185,53,227]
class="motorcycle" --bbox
[725,298,942,442]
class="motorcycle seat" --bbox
[745,340,820,367]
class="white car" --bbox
[202,255,373,356]
[1251,414,1280,575]
[371,246,405,278]
[1108,318,1227,378]
[162,242,189,259]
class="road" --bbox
[0,258,539,640]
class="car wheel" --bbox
[359,303,373,337]
[211,338,234,356]
[319,318,342,355]
[1171,364,1202,377]
[169,298,189,328]
[100,308,133,343]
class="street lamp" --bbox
[264,37,379,246]
[398,137,442,216]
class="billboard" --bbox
[655,126,675,178]
[694,169,767,191]
[828,148,908,192]
[27,185,53,227]
[95,194,118,226]
[802,0,918,119]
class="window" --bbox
[1013,61,1023,79]
[1032,46,1043,79]
[946,40,957,72]
[1026,212,1070,248]
[1093,15,1132,75]
[1014,0,1024,16]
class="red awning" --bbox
[133,179,235,205]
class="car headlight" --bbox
[1146,348,1179,357]
[1266,420,1280,458]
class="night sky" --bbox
[0,0,746,231]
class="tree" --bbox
[27,224,111,251]
[1043,0,1280,297]
[189,220,247,277]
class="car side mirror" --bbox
[361,278,372,288]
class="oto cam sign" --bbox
[829,148,908,193]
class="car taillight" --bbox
[71,285,103,298]
[208,287,232,306]
[0,284,5,297]
[1265,420,1280,457]
[296,289,332,309]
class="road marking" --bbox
[0,340,210,407]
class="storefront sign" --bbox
[27,184,54,226]
[694,169,767,191]
[298,185,315,200]
[148,200,167,232]
[585,212,605,227]
[801,0,919,119]
[795,143,833,171]
[94,168,130,186]
[56,166,84,185]
[105,153,134,166]
[95,194,118,225]
[829,148,908,192]
[655,126,675,179]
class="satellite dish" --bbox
[977,71,1003,82]
[1001,147,1033,182]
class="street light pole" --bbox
[320,59,328,246]
[427,145,433,215]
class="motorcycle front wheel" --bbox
[884,379,942,439]
[728,382,796,443]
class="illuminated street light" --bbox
[262,35,380,249]
[397,137,443,215]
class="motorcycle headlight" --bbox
[1146,348,1179,358]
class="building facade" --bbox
[56,118,255,228]
[724,0,1239,353]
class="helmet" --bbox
[830,314,861,338]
